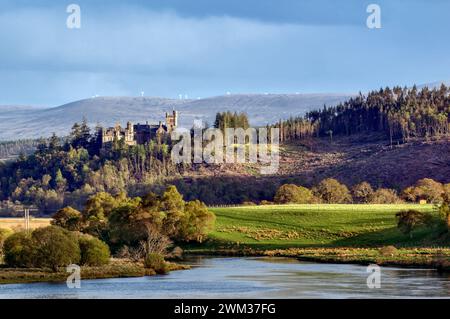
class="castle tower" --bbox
[165,110,178,131]
[126,121,134,143]
[171,110,178,127]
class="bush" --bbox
[274,184,315,204]
[402,178,444,203]
[379,245,398,257]
[3,231,35,268]
[370,188,402,204]
[438,200,450,230]
[313,179,352,204]
[242,201,257,206]
[32,226,80,271]
[167,246,183,260]
[259,200,273,205]
[178,200,215,242]
[444,184,450,202]
[0,228,12,256]
[79,235,110,266]
[396,210,433,238]
[144,253,168,274]
[52,206,83,231]
[351,182,374,203]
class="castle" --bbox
[100,111,178,148]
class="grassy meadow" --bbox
[0,218,51,232]
[204,204,443,250]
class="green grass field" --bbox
[206,204,444,250]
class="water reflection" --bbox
[0,256,448,299]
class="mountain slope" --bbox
[0,93,353,140]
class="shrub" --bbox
[395,210,433,238]
[443,184,450,202]
[79,235,110,266]
[3,231,35,268]
[0,228,13,256]
[259,200,273,205]
[114,245,145,262]
[274,184,314,204]
[52,206,83,231]
[370,188,402,204]
[32,226,80,271]
[379,245,398,257]
[242,201,257,206]
[144,252,168,274]
[178,200,215,242]
[142,224,172,255]
[313,179,352,204]
[351,182,374,203]
[402,178,444,203]
[168,246,184,260]
[438,200,450,230]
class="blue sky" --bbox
[0,0,449,106]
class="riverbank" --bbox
[186,247,450,272]
[195,204,450,271]
[0,259,189,285]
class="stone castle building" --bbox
[100,111,178,148]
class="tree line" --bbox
[0,185,215,273]
[0,139,39,160]
[0,118,183,215]
[275,85,450,143]
[265,177,450,205]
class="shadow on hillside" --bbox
[331,226,442,247]
[185,226,447,252]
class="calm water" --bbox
[0,257,449,299]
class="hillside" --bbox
[277,135,450,189]
[180,133,450,186]
[0,93,353,140]
[206,204,440,249]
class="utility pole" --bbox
[24,208,29,231]
[21,206,38,232]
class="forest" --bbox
[276,85,450,143]
[0,85,449,215]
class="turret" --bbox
[173,110,178,127]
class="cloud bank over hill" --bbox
[1,1,449,106]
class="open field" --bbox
[0,218,51,231]
[202,204,445,250]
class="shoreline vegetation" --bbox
[0,258,189,285]
[0,247,448,285]
[1,202,449,284]
[185,248,450,272]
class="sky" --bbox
[0,0,449,106]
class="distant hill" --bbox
[0,93,353,141]
[416,80,450,90]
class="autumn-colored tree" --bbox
[52,206,83,231]
[370,188,402,204]
[179,200,215,242]
[351,182,374,203]
[160,186,185,237]
[395,210,433,238]
[274,184,315,204]
[402,178,444,203]
[313,178,352,204]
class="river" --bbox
[0,257,449,299]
